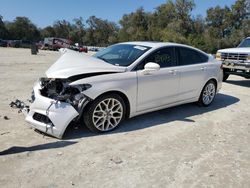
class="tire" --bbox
[223,73,229,82]
[198,80,216,107]
[83,94,126,133]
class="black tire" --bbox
[198,80,216,107]
[83,94,126,133]
[223,73,229,82]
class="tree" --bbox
[153,0,195,43]
[52,20,73,39]
[175,0,195,36]
[119,8,150,42]
[6,17,40,41]
[148,1,176,41]
[84,16,119,46]
[0,15,8,39]
[70,17,86,44]
[41,26,55,38]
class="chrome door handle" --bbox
[169,70,177,75]
[201,67,206,71]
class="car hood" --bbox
[46,49,126,79]
[218,47,250,54]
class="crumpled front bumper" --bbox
[25,83,79,138]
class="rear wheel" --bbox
[83,94,125,133]
[198,80,216,106]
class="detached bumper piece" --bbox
[25,83,79,139]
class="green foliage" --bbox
[0,15,9,39]
[119,7,150,42]
[5,17,40,41]
[84,16,119,46]
[0,0,249,52]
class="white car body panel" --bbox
[26,42,223,138]
[136,67,180,111]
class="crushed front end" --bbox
[25,78,91,138]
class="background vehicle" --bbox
[8,40,21,47]
[216,37,250,81]
[8,40,33,48]
[43,37,72,51]
[69,44,88,53]
[0,39,8,47]
[25,42,222,138]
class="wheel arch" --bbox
[89,90,131,119]
[198,77,218,100]
[207,78,218,90]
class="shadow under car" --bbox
[63,93,239,139]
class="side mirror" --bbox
[142,62,160,75]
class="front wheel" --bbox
[83,94,125,133]
[198,80,216,106]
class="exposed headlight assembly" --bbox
[57,84,92,102]
[38,77,92,103]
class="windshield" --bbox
[93,44,151,66]
[238,39,250,47]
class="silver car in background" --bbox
[26,42,223,138]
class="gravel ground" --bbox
[0,47,249,188]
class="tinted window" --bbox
[178,47,208,66]
[136,47,176,70]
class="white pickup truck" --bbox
[216,37,250,81]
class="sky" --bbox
[0,0,237,28]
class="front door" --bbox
[136,47,180,112]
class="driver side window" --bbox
[136,47,176,70]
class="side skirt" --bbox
[130,97,198,118]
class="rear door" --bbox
[176,47,209,100]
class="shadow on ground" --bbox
[226,79,250,88]
[63,93,239,139]
[0,141,77,156]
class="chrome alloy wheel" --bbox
[202,83,216,105]
[92,98,123,131]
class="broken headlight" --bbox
[39,77,91,102]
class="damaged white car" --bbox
[25,42,223,138]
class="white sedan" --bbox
[26,42,223,138]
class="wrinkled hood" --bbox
[46,49,126,78]
[218,47,250,54]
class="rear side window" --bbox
[178,47,208,66]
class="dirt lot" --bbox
[0,47,249,188]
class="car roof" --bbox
[120,41,193,48]
[120,41,208,55]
